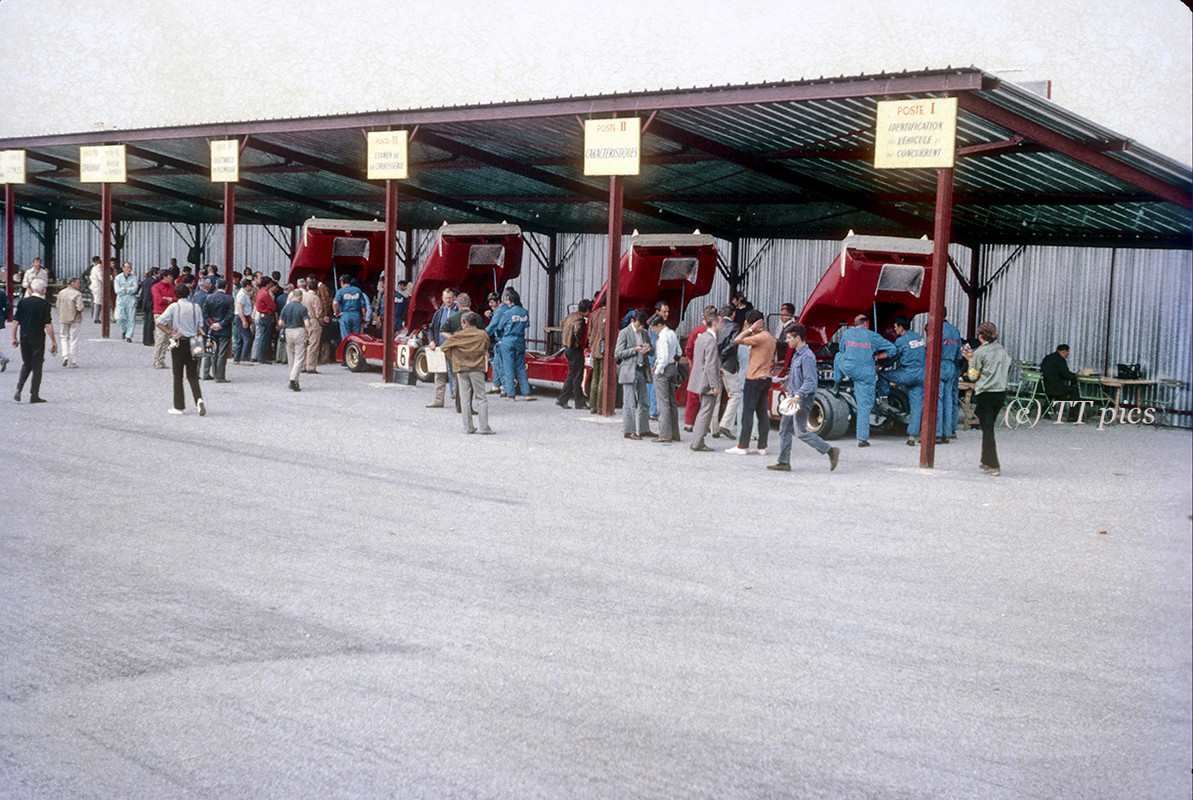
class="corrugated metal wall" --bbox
[5,214,1190,425]
[1,217,296,283]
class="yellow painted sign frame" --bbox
[874,98,957,169]
[210,140,239,182]
[367,131,408,180]
[0,150,26,184]
[80,144,127,183]
[584,118,641,176]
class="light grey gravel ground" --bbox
[2,324,1190,800]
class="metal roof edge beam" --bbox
[958,94,1192,210]
[0,72,989,149]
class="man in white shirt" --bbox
[649,313,682,443]
[21,258,49,297]
[88,257,104,322]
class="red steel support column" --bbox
[546,234,558,332]
[382,179,398,383]
[600,175,624,416]
[223,182,235,287]
[4,185,13,318]
[100,183,112,339]
[919,166,954,469]
[967,245,980,340]
[403,229,414,283]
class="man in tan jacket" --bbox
[55,276,85,367]
[439,312,494,435]
[586,302,608,414]
[298,279,324,374]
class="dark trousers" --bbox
[738,377,771,449]
[975,390,1005,469]
[559,346,585,406]
[171,338,203,410]
[16,336,46,399]
[234,318,254,362]
[655,364,681,440]
[211,335,231,380]
[142,308,156,345]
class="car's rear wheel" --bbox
[344,342,365,372]
[413,346,434,382]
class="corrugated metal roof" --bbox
[1,68,1188,248]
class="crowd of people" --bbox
[4,256,1019,475]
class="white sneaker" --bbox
[725,446,748,455]
[197,398,207,417]
[753,448,767,456]
[168,408,184,415]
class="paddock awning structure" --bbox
[1,67,1190,249]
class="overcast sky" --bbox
[1,0,1190,165]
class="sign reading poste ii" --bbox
[80,145,127,183]
[367,131,408,180]
[584,118,640,176]
[874,97,957,169]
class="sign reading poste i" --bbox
[584,118,640,176]
[367,131,408,180]
[874,97,957,170]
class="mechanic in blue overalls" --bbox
[485,289,511,395]
[936,313,964,443]
[496,288,533,399]
[333,275,367,340]
[832,313,896,447]
[877,315,926,446]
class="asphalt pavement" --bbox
[2,321,1190,799]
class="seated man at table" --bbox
[1041,343,1080,410]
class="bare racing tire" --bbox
[825,392,852,439]
[413,346,434,382]
[807,394,837,439]
[344,342,366,372]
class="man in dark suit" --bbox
[1041,344,1079,402]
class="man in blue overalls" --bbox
[878,315,926,446]
[485,289,510,395]
[332,275,366,340]
[832,314,896,447]
[496,288,533,400]
[937,313,964,443]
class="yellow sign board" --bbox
[210,140,239,182]
[584,118,640,176]
[874,98,957,169]
[0,150,26,184]
[367,131,408,180]
[80,144,127,183]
